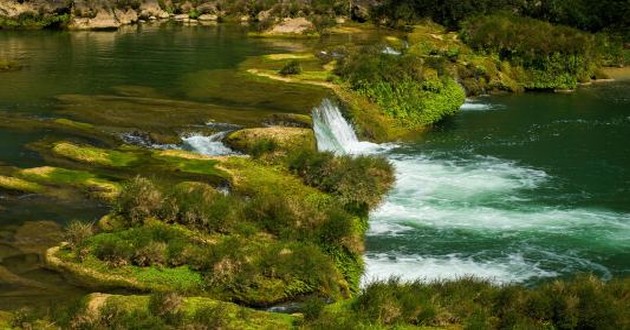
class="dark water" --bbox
[364,83,630,285]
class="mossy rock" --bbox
[224,127,317,155]
[52,142,139,167]
[152,150,230,180]
[0,175,44,193]
[263,113,313,128]
[17,166,120,200]
[77,293,295,329]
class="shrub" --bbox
[335,46,464,126]
[279,60,302,76]
[287,149,395,213]
[92,234,134,267]
[132,241,168,267]
[64,220,94,249]
[149,291,183,318]
[250,138,278,158]
[114,176,163,226]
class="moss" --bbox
[73,293,295,329]
[264,113,313,128]
[224,127,317,156]
[0,175,44,193]
[52,142,138,167]
[153,150,229,179]
[18,166,120,200]
[47,245,204,293]
[52,118,95,131]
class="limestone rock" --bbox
[268,17,314,35]
[198,14,218,21]
[139,0,169,20]
[71,8,120,30]
[114,9,138,25]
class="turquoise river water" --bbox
[0,24,628,310]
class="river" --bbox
[1,24,629,310]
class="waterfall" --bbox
[312,99,388,155]
[182,131,235,156]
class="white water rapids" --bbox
[311,98,630,285]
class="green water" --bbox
[365,82,630,284]
[0,23,629,311]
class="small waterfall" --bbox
[312,99,386,155]
[182,131,235,156]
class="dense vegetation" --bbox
[371,0,630,41]
[50,145,395,307]
[8,275,629,329]
[334,45,465,128]
[303,276,630,329]
[460,13,610,89]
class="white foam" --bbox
[460,99,501,111]
[362,252,558,285]
[182,131,235,156]
[312,99,397,155]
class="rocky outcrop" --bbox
[267,17,315,35]
[0,0,381,30]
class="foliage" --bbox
[279,60,303,76]
[0,12,71,30]
[114,176,164,226]
[335,46,465,127]
[64,220,94,250]
[370,0,630,42]
[303,275,630,329]
[461,13,603,89]
[287,149,395,213]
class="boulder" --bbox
[139,0,169,20]
[198,13,218,21]
[71,8,120,30]
[114,9,138,25]
[268,17,314,35]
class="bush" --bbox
[335,46,464,126]
[279,60,302,76]
[92,234,134,267]
[64,220,94,249]
[115,176,163,226]
[149,291,183,319]
[287,149,395,213]
[132,241,168,267]
[460,13,601,89]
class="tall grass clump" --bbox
[302,275,630,329]
[114,176,163,226]
[287,149,395,214]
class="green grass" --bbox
[152,150,229,178]
[52,142,139,167]
[17,166,120,199]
